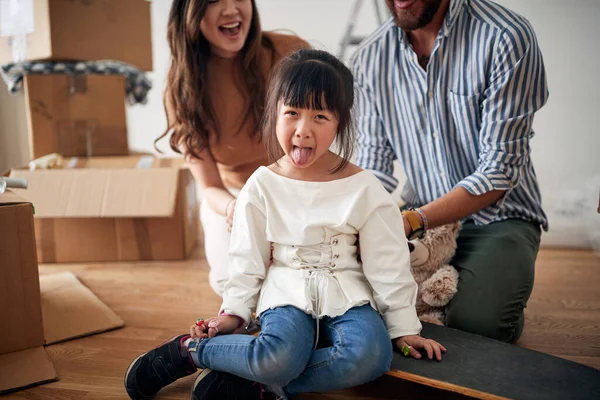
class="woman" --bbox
[158,0,309,295]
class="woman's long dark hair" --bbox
[157,0,274,159]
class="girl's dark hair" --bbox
[262,49,355,174]
[157,0,274,158]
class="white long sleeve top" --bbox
[220,166,422,339]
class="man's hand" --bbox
[395,335,446,361]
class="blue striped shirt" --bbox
[350,0,549,229]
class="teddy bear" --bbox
[408,222,461,326]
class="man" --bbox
[351,0,548,343]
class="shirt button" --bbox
[428,91,434,98]
[332,239,338,245]
[432,131,438,138]
[333,254,339,259]
[440,172,446,178]
[293,257,299,261]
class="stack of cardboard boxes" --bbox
[1,0,199,263]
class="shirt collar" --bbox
[441,0,466,37]
[395,0,466,46]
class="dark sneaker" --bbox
[191,368,266,400]
[125,334,197,399]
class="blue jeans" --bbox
[188,304,392,398]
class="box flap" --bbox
[40,272,124,344]
[0,347,58,395]
[60,155,185,169]
[0,190,30,206]
[10,168,180,217]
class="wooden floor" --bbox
[4,248,599,399]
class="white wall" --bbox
[127,0,600,250]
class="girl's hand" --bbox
[395,335,446,361]
[225,199,236,232]
[190,315,241,339]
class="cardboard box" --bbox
[10,156,199,263]
[0,79,29,174]
[0,0,152,71]
[0,190,58,394]
[0,74,129,172]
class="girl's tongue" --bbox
[292,146,312,165]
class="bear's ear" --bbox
[408,242,415,252]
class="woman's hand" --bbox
[395,335,446,361]
[225,199,236,232]
[190,315,241,339]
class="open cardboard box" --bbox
[10,155,199,263]
[0,0,152,71]
[0,74,129,173]
[0,190,58,394]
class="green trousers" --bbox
[445,219,541,343]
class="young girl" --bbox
[158,0,309,296]
[125,49,445,400]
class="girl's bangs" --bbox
[279,61,342,113]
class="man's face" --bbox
[385,0,443,31]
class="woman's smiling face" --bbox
[200,0,253,58]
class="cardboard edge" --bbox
[0,376,59,396]
[46,324,125,346]
[0,347,59,395]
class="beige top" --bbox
[207,32,310,189]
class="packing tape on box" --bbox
[136,156,154,169]
[0,0,34,62]
[66,157,80,169]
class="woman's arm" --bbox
[185,150,235,217]
[165,90,235,218]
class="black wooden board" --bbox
[388,323,600,399]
